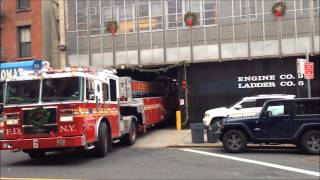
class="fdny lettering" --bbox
[6,128,22,135]
[60,125,76,133]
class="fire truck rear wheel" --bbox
[27,151,46,159]
[94,122,110,157]
[123,122,137,146]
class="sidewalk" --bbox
[133,127,296,149]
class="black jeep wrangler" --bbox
[217,98,320,154]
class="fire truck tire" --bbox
[27,151,46,159]
[94,122,109,157]
[122,122,137,146]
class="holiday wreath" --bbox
[28,107,49,129]
[272,1,287,17]
[184,11,198,27]
[106,20,118,35]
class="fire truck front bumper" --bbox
[0,135,86,151]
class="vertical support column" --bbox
[59,0,67,68]
[309,0,315,54]
[246,0,251,59]
[99,0,103,65]
[294,0,298,53]
[217,0,222,60]
[86,0,92,66]
[262,0,266,55]
[188,0,194,62]
[136,0,141,66]
[162,0,167,64]
[75,0,79,66]
[111,0,116,67]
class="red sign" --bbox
[304,62,314,80]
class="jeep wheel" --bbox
[301,130,320,155]
[223,130,247,153]
[210,118,222,132]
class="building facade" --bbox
[64,0,319,67]
[0,0,61,68]
[63,0,320,124]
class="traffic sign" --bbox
[304,62,314,80]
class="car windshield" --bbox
[42,77,81,102]
[6,80,40,104]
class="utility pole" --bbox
[306,50,311,98]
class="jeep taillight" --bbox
[4,112,20,126]
[60,109,74,122]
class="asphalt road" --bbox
[0,145,319,180]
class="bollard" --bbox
[176,111,181,130]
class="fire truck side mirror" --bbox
[0,104,3,113]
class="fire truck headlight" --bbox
[6,119,20,125]
[60,109,74,122]
[60,115,74,122]
[4,112,20,126]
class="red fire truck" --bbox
[0,68,175,159]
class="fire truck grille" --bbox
[23,108,58,137]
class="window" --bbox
[138,1,149,31]
[17,0,30,10]
[103,2,136,33]
[110,79,117,102]
[102,83,109,101]
[151,1,163,30]
[42,77,81,102]
[203,0,217,26]
[166,0,217,29]
[266,102,290,116]
[184,0,201,26]
[18,26,31,58]
[296,101,320,115]
[240,100,256,108]
[240,0,257,21]
[86,79,95,100]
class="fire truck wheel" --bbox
[26,151,46,159]
[123,122,137,146]
[94,122,109,157]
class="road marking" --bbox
[180,148,320,177]
[0,178,85,180]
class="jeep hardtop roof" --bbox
[242,94,295,100]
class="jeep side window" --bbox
[296,101,320,115]
[266,102,290,116]
[240,100,256,108]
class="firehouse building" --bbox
[62,0,319,125]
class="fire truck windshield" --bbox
[42,77,81,102]
[6,80,40,105]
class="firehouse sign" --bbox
[304,62,314,80]
[0,60,42,81]
[237,74,305,88]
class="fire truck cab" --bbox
[0,68,139,158]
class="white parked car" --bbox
[203,94,295,128]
